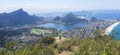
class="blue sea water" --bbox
[109,23,120,40]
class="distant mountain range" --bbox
[0,9,119,27]
[0,9,43,26]
[76,10,120,19]
[53,13,88,24]
[37,10,120,19]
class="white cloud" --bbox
[24,3,33,7]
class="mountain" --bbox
[38,10,120,19]
[53,16,62,21]
[54,13,88,25]
[0,9,42,26]
[72,10,120,19]
[89,17,104,23]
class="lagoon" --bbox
[37,23,87,30]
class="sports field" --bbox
[31,29,52,35]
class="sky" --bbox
[0,0,120,14]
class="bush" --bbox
[5,41,20,51]
[39,37,55,45]
[29,45,55,55]
[50,43,58,49]
[38,47,55,55]
[57,40,74,53]
[73,36,120,55]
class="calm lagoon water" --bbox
[37,23,87,30]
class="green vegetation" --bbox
[5,41,20,51]
[31,29,52,35]
[1,30,120,55]
[57,39,75,53]
[73,36,119,55]
[39,37,55,45]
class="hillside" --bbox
[53,13,88,25]
[1,35,120,55]
[0,9,42,26]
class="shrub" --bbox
[39,37,55,45]
[73,36,120,55]
[57,40,74,53]
[38,47,55,55]
[5,41,20,51]
[50,43,58,49]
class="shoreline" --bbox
[105,22,120,35]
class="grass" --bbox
[31,29,52,35]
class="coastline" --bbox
[105,22,120,35]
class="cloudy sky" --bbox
[0,0,120,14]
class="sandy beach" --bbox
[105,22,120,35]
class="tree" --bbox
[5,41,20,51]
[92,29,103,40]
[0,37,6,47]
[39,37,55,46]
